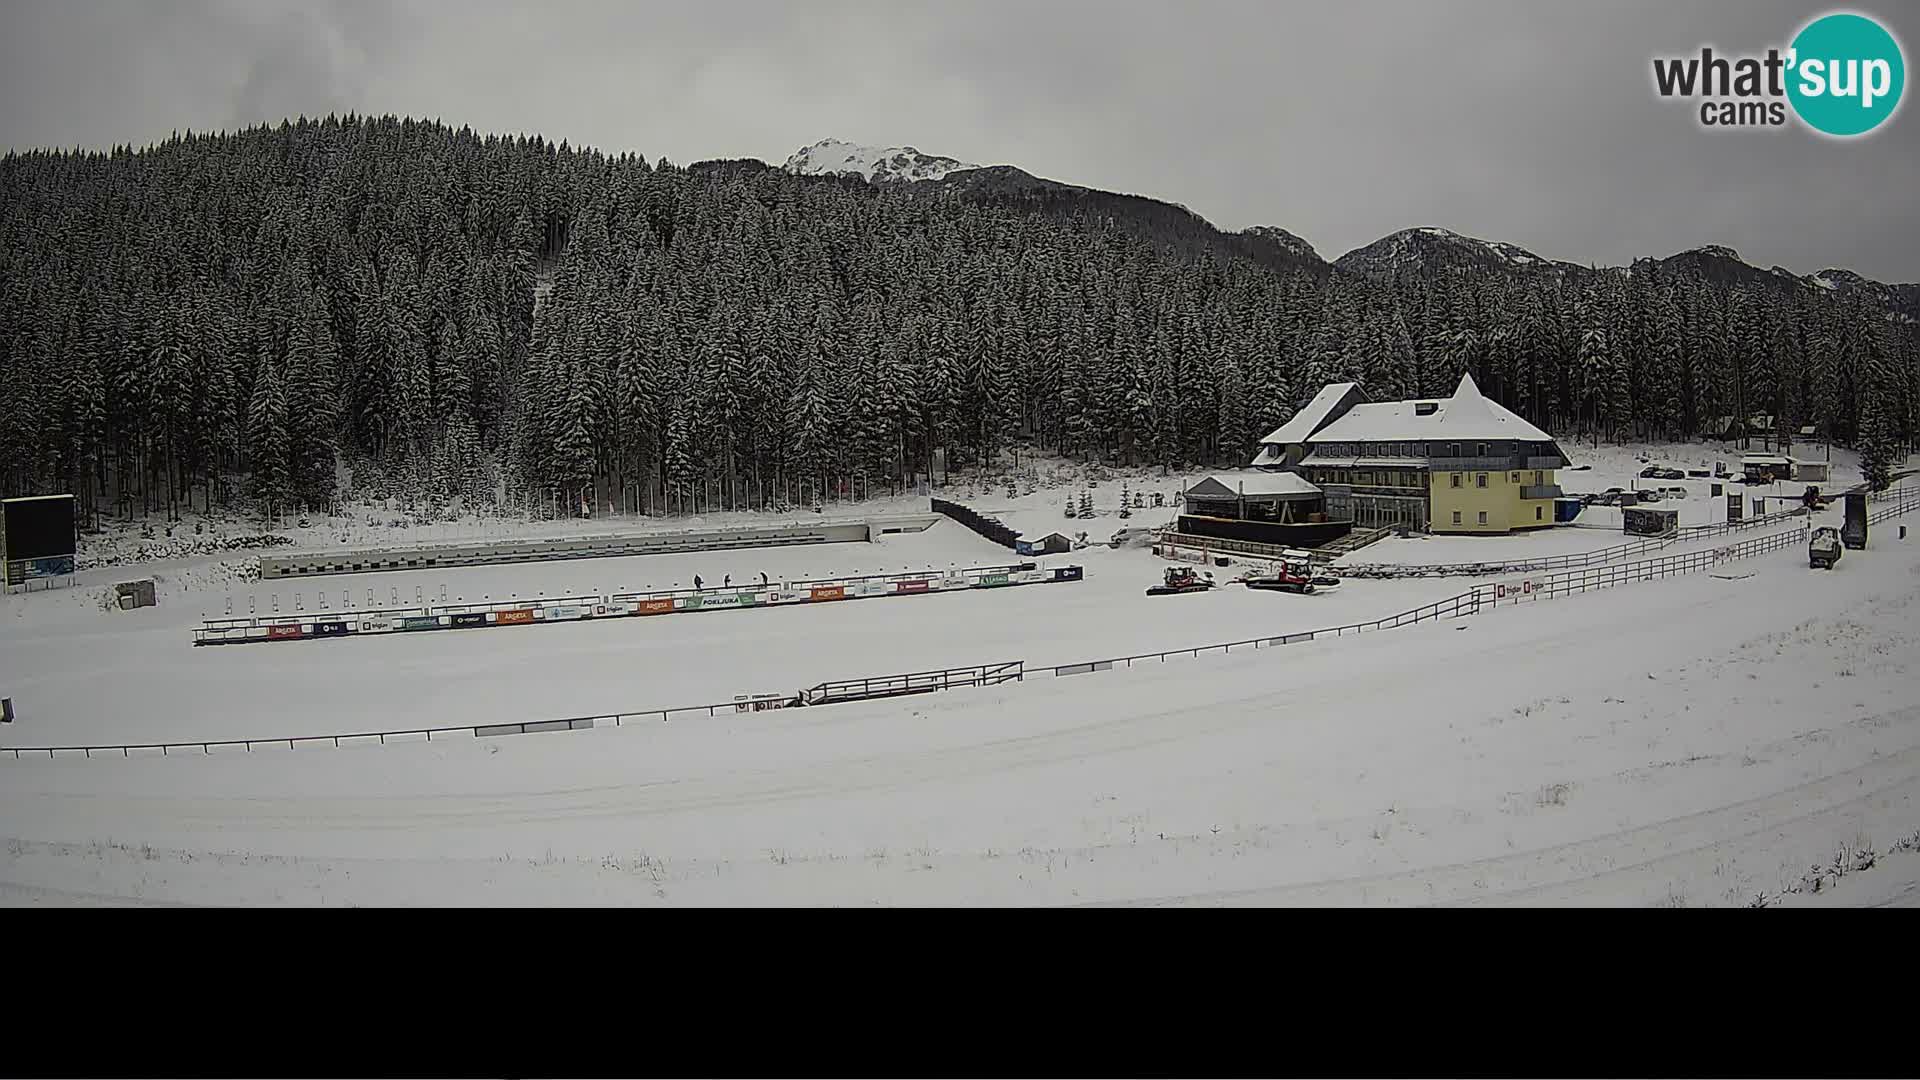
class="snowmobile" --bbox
[1243,559,1317,594]
[1146,565,1216,596]
[1809,526,1843,570]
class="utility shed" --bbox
[1622,506,1679,537]
[1792,460,1831,484]
[1015,531,1074,556]
[1742,454,1794,484]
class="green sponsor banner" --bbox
[976,573,1009,587]
[398,616,440,630]
[681,595,704,611]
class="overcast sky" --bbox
[3,0,1915,281]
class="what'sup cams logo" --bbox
[1653,11,1905,136]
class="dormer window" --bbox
[1414,402,1438,416]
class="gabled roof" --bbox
[1186,472,1323,500]
[1260,382,1362,446]
[1307,372,1553,444]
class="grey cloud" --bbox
[2,0,1915,281]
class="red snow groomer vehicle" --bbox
[1147,565,1216,596]
[1244,557,1326,594]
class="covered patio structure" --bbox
[1182,472,1327,524]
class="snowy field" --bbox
[1,518,1475,746]
[3,507,1916,906]
[5,440,1915,906]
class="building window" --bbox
[1478,511,1488,525]
[1535,471,1543,485]
[1452,510,1462,525]
[1477,473,1488,488]
[1536,506,1544,521]
[1450,473,1462,488]
[1511,472,1521,484]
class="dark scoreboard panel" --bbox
[2,494,77,585]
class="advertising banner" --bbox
[450,612,488,627]
[1495,579,1538,603]
[266,624,304,640]
[810,585,846,601]
[5,555,75,586]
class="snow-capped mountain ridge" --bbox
[1241,225,1319,260]
[774,138,1911,311]
[1333,227,1569,277]
[783,139,982,183]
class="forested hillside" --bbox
[2,114,1914,526]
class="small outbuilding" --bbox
[1792,459,1831,484]
[1622,505,1680,537]
[1741,454,1795,484]
[114,579,157,610]
[1015,531,1075,556]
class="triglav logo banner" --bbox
[1652,10,1905,136]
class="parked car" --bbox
[1638,489,1664,503]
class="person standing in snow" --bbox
[724,574,731,588]
[760,571,769,586]
[693,574,703,591]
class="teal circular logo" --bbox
[1787,13,1905,136]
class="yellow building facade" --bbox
[1429,466,1560,534]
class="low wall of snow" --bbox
[256,514,939,579]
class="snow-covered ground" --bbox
[7,441,1914,906]
[1,518,1472,745]
[4,489,1917,905]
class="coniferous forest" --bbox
[2,115,1916,528]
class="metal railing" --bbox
[1868,493,1920,525]
[1479,522,1810,606]
[800,662,1025,706]
[1336,506,1808,580]
[1,697,758,760]
[1032,589,1484,676]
